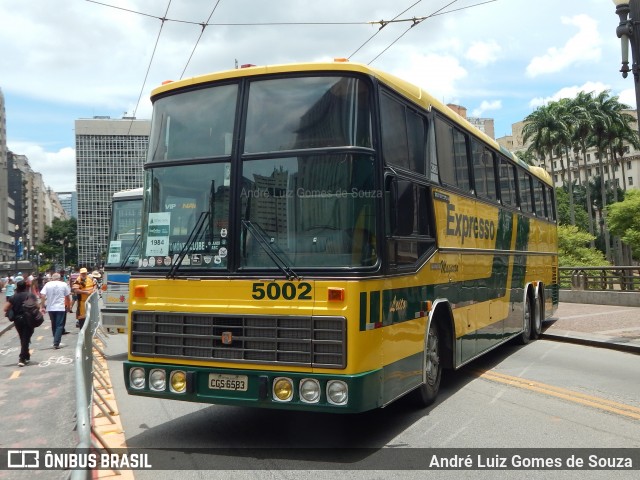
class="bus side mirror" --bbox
[391,179,414,236]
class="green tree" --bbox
[558,224,609,267]
[522,103,566,185]
[39,218,78,269]
[607,189,640,260]
[569,91,601,245]
[556,187,589,232]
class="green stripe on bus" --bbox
[359,292,367,331]
[370,290,381,326]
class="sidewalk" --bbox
[542,301,640,354]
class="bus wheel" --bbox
[411,320,442,408]
[531,293,543,340]
[517,295,533,345]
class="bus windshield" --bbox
[240,153,378,268]
[140,74,378,272]
[105,196,143,269]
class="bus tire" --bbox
[531,290,543,340]
[517,294,533,345]
[411,320,442,408]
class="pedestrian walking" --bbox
[5,277,16,300]
[73,268,95,329]
[40,272,71,349]
[3,281,36,366]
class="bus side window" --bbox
[472,139,497,201]
[435,116,470,192]
[380,92,426,175]
[518,170,534,214]
[546,186,557,221]
[386,177,434,268]
[533,180,546,218]
[499,158,516,207]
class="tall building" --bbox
[0,88,11,262]
[6,152,60,263]
[58,191,78,218]
[447,104,495,139]
[75,116,150,267]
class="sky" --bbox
[0,0,633,192]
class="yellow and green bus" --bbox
[124,60,558,413]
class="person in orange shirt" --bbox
[72,267,95,329]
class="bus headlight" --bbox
[170,370,187,393]
[299,378,321,403]
[149,369,166,391]
[326,380,348,405]
[273,377,293,402]
[129,367,146,390]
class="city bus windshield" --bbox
[105,197,143,269]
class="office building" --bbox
[0,88,11,262]
[75,116,150,267]
[58,191,78,219]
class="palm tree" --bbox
[606,109,638,194]
[551,99,576,225]
[570,92,600,247]
[590,90,630,261]
[522,102,568,193]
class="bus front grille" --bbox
[130,312,346,368]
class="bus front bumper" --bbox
[123,361,383,413]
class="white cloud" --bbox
[465,41,501,67]
[392,53,467,102]
[7,142,76,192]
[529,81,611,108]
[471,100,502,117]
[526,14,601,77]
[617,88,637,110]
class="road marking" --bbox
[557,309,638,320]
[473,369,640,421]
[9,371,20,379]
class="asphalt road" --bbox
[104,332,640,480]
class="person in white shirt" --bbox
[40,273,71,349]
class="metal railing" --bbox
[70,292,119,480]
[559,266,640,292]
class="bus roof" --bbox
[151,61,550,186]
[112,187,143,201]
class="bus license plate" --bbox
[209,374,248,391]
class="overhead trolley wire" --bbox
[347,0,423,60]
[368,0,458,65]
[85,0,363,26]
[87,0,500,135]
[180,0,224,79]
[366,0,498,64]
[127,0,172,134]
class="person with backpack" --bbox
[3,280,38,367]
[40,272,71,349]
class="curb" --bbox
[92,339,135,480]
[1,321,14,336]
[542,329,640,355]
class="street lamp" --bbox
[613,0,640,137]
[14,224,19,273]
[60,238,68,271]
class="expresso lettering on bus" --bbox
[446,203,495,244]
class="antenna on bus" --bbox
[235,58,238,69]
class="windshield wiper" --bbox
[119,235,141,269]
[166,211,209,279]
[242,220,299,281]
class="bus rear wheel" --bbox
[411,320,442,408]
[531,292,543,339]
[517,294,533,345]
